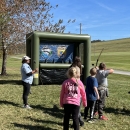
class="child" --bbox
[69,56,84,126]
[70,56,82,75]
[94,62,114,120]
[84,68,99,123]
[60,66,87,130]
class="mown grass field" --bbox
[91,38,130,71]
[0,38,130,130]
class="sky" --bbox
[46,0,130,41]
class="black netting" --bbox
[39,68,68,85]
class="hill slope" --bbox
[91,38,130,71]
[91,37,130,53]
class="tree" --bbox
[0,0,75,75]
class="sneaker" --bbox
[87,119,95,123]
[99,115,108,120]
[71,121,84,128]
[24,105,32,109]
[80,121,84,126]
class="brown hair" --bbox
[90,68,97,76]
[22,59,26,63]
[71,56,82,74]
[99,62,106,70]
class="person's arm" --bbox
[79,82,87,107]
[32,68,38,73]
[94,87,99,100]
[26,68,38,76]
[95,66,99,70]
[108,69,114,74]
[105,67,114,74]
[60,84,65,108]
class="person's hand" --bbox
[32,68,38,73]
[97,94,100,100]
[84,104,87,107]
[95,66,99,70]
[35,68,38,72]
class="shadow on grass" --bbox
[32,104,64,119]
[105,107,130,116]
[13,123,58,130]
[25,117,63,126]
[0,79,22,85]
[0,100,19,107]
[0,100,64,119]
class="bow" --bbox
[95,48,104,67]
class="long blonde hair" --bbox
[66,66,82,90]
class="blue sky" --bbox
[46,0,130,41]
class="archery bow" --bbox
[95,48,104,67]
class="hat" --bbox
[22,56,31,61]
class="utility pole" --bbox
[80,23,82,34]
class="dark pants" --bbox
[78,99,83,124]
[22,81,31,105]
[78,111,84,124]
[94,89,106,117]
[63,104,80,130]
[84,100,96,119]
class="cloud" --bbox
[96,2,115,12]
[77,16,130,30]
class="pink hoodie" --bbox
[60,78,87,108]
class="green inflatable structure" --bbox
[26,31,91,85]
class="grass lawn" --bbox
[0,55,130,130]
[91,38,130,71]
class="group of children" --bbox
[21,55,114,130]
[60,56,114,130]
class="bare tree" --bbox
[0,0,75,75]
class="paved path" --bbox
[11,56,21,59]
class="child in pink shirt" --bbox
[60,66,87,130]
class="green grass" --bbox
[0,38,130,129]
[91,38,130,71]
[91,38,130,53]
[0,54,130,130]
